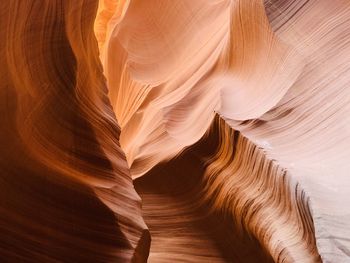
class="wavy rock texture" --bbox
[1,0,349,262]
[97,0,350,262]
[0,0,149,262]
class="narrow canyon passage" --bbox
[0,0,349,262]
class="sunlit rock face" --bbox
[1,0,349,262]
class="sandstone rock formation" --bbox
[1,0,349,262]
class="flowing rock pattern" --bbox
[1,0,349,262]
[0,0,149,262]
[97,0,349,262]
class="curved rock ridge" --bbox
[202,116,321,262]
[135,116,321,262]
[0,0,149,262]
[97,0,350,262]
[135,116,275,263]
[1,0,349,262]
[96,0,229,177]
[96,0,303,178]
[229,1,350,261]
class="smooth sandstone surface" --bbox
[0,0,349,262]
[97,0,349,262]
[0,1,149,262]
